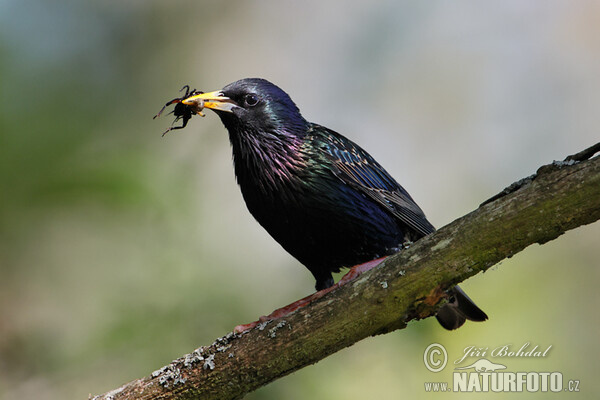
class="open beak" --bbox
[182,90,237,113]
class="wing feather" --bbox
[311,125,435,237]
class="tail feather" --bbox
[436,285,488,330]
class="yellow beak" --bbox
[182,90,237,113]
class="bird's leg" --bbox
[233,256,387,333]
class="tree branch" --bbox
[92,143,600,400]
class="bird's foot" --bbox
[336,256,387,285]
[233,256,387,334]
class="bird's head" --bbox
[182,78,308,136]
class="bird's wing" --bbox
[312,125,435,237]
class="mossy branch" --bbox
[92,143,600,400]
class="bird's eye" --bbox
[245,94,259,107]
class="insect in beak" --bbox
[154,85,205,136]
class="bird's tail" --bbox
[435,285,488,330]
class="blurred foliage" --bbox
[0,1,599,399]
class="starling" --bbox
[179,78,487,330]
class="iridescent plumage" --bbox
[186,78,487,329]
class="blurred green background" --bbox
[1,1,598,399]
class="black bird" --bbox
[180,78,487,330]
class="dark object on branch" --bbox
[565,142,600,162]
[175,78,486,329]
[153,85,205,136]
[482,141,600,207]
